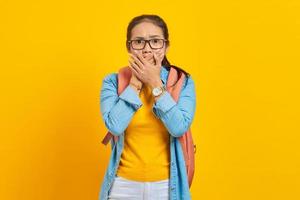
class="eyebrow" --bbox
[132,35,162,39]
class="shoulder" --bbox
[102,72,118,90]
[183,73,195,89]
[168,65,195,88]
[102,72,118,88]
[179,74,196,101]
[103,72,117,81]
[102,66,130,85]
[178,73,196,99]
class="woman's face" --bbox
[128,21,169,65]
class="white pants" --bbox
[108,175,170,200]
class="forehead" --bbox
[131,22,164,39]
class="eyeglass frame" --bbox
[127,38,168,50]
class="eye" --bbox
[136,40,143,44]
[152,39,159,43]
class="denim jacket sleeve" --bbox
[100,73,143,136]
[152,75,196,137]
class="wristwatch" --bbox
[152,85,166,97]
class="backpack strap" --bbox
[166,66,186,100]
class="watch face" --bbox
[152,87,162,96]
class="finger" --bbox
[129,58,141,71]
[129,53,144,65]
[130,54,144,70]
[153,53,158,66]
[158,53,164,64]
[133,53,147,65]
[160,52,164,59]
[129,59,142,74]
[154,53,163,66]
[129,63,140,78]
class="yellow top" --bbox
[116,84,170,182]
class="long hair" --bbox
[126,14,191,85]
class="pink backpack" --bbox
[101,66,196,187]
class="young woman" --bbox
[99,14,196,200]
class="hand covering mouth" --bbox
[142,54,155,64]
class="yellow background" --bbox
[1,0,300,199]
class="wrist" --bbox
[151,79,166,101]
[154,89,166,101]
[130,81,142,90]
[129,82,142,94]
[149,79,163,90]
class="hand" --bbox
[128,52,164,88]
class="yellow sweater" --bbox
[116,84,170,182]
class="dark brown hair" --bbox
[126,14,191,82]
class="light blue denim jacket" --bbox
[98,65,196,200]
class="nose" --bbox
[143,41,152,51]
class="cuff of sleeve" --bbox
[153,91,177,113]
[119,85,143,110]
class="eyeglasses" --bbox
[128,39,168,50]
